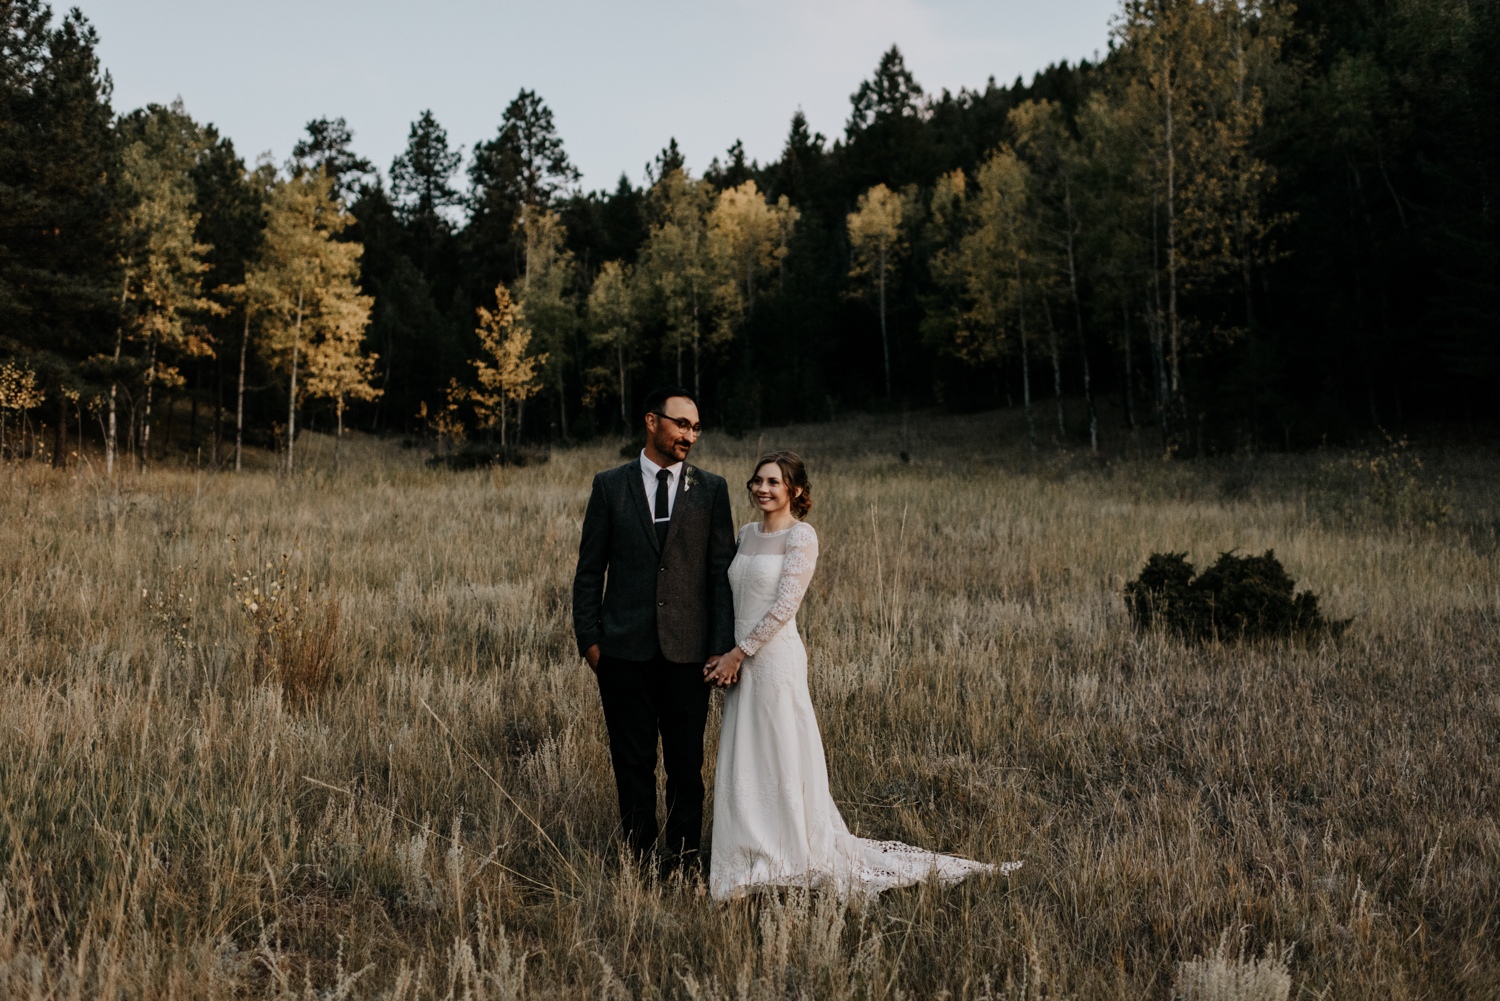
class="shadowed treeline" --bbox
[3,0,1497,472]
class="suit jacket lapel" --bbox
[626,458,660,552]
[660,463,694,552]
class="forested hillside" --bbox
[2,0,1494,466]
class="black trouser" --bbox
[595,650,712,865]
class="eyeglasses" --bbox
[651,412,703,436]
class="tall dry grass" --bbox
[0,410,1496,999]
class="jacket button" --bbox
[658,601,664,606]
[660,566,666,572]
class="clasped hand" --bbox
[703,646,746,687]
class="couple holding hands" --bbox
[572,386,1018,901]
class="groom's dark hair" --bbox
[641,385,696,420]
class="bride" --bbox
[702,451,1020,900]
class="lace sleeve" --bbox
[738,523,818,657]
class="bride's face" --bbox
[749,462,794,515]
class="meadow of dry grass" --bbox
[1,409,1496,1000]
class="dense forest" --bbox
[1,0,1495,469]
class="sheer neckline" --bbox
[752,522,795,537]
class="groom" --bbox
[572,386,736,872]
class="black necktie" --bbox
[654,468,672,548]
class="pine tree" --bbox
[292,117,375,200]
[390,109,461,269]
[847,45,926,132]
[0,1,119,468]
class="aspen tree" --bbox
[248,169,363,474]
[302,286,379,469]
[847,183,906,398]
[639,169,714,396]
[585,260,639,424]
[514,205,576,437]
[1114,0,1219,429]
[115,105,216,472]
[1013,100,1100,451]
[950,148,1039,450]
[707,180,798,363]
[457,284,545,446]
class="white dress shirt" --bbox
[639,450,682,522]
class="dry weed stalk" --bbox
[1172,926,1292,1001]
[229,539,342,702]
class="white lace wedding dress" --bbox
[708,521,1021,901]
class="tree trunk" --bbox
[140,338,156,472]
[1164,65,1185,424]
[335,395,343,471]
[1150,196,1172,451]
[1063,183,1097,452]
[878,243,891,398]
[1017,258,1036,452]
[1123,303,1137,432]
[107,273,127,477]
[617,339,627,424]
[1148,293,1170,452]
[1043,297,1065,439]
[692,291,701,400]
[236,306,249,473]
[286,288,303,475]
[557,368,567,438]
[371,332,393,431]
[213,349,222,466]
[52,393,65,469]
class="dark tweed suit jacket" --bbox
[572,458,737,664]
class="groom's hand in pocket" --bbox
[584,645,601,673]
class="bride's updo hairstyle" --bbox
[749,450,812,519]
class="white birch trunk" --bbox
[286,288,303,475]
[236,306,249,473]
[1044,297,1065,438]
[878,242,891,398]
[139,337,156,472]
[1017,257,1036,452]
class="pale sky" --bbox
[83,0,1118,195]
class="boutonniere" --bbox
[683,467,701,493]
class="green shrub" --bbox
[1124,550,1345,642]
[1310,431,1449,528]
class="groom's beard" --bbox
[656,433,693,462]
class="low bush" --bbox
[1124,550,1345,642]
